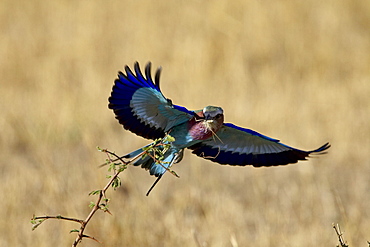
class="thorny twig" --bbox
[31,137,177,246]
[32,149,128,246]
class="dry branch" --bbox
[32,149,128,246]
[333,223,349,247]
[31,137,176,246]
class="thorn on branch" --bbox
[82,234,101,243]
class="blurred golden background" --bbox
[1,0,369,246]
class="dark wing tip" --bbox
[145,62,152,81]
[310,142,331,154]
[124,64,134,76]
[134,61,141,71]
[155,66,162,90]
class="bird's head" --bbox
[203,106,224,121]
[200,106,224,133]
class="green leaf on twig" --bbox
[88,190,101,196]
[164,134,175,143]
[31,219,45,231]
[111,177,121,189]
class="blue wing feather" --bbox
[224,123,280,142]
[173,104,195,116]
[109,62,192,140]
[189,124,330,167]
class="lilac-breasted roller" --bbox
[108,62,330,192]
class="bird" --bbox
[108,62,330,194]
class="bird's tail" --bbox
[123,141,183,177]
[124,142,183,196]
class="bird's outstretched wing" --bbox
[109,62,193,140]
[188,123,330,167]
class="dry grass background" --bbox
[1,0,369,246]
